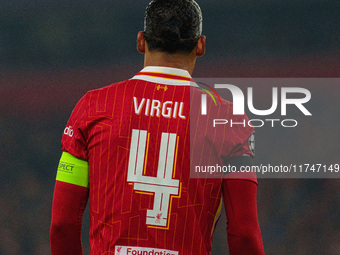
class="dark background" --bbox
[0,0,339,254]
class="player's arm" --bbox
[50,152,89,255]
[222,156,264,255]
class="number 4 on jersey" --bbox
[127,129,180,228]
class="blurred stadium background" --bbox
[0,0,339,254]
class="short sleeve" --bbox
[61,93,89,160]
[220,114,257,182]
[217,113,255,161]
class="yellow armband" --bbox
[56,152,89,188]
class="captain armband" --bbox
[56,152,89,188]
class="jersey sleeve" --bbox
[61,93,89,160]
[57,93,90,188]
[209,108,255,160]
[222,179,264,254]
[215,111,257,182]
[222,113,255,160]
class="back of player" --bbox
[51,0,264,254]
[60,67,223,254]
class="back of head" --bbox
[143,0,203,54]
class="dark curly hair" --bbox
[143,0,203,54]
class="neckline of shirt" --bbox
[131,66,198,87]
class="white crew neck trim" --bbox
[131,66,198,87]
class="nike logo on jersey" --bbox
[133,97,186,119]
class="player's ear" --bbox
[137,31,146,54]
[196,35,206,57]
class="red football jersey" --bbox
[61,66,255,255]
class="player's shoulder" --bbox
[191,86,233,112]
[87,79,130,95]
[75,79,130,115]
[84,79,135,101]
[191,85,253,126]
[191,86,233,104]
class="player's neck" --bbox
[144,51,196,76]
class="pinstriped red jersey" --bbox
[61,66,255,255]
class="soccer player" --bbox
[50,0,265,254]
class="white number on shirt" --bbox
[127,129,180,227]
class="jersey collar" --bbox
[131,66,198,87]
